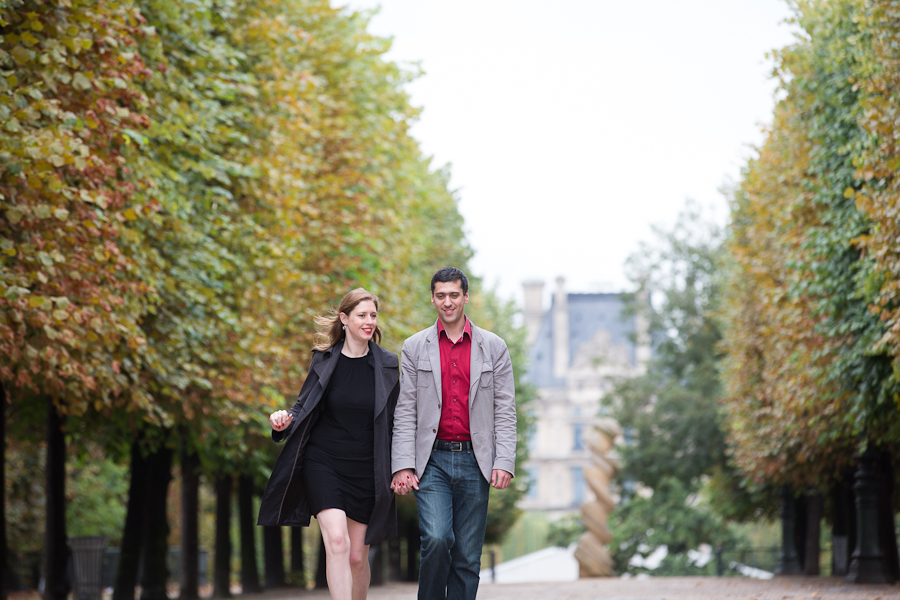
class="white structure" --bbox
[520,278,649,517]
[479,545,579,584]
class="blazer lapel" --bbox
[469,325,485,404]
[426,324,443,403]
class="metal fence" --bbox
[719,543,833,577]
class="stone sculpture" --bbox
[574,416,621,577]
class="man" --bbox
[391,266,517,600]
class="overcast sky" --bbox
[342,0,799,305]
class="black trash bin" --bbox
[71,536,108,600]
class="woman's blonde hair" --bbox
[313,288,382,351]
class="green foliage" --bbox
[603,202,751,571]
[0,0,155,406]
[66,448,129,543]
[609,203,726,490]
[0,0,532,554]
[719,0,900,493]
[494,511,551,563]
[609,477,733,576]
[546,513,585,548]
[5,439,44,555]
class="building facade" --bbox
[520,277,649,517]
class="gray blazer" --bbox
[391,319,517,483]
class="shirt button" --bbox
[433,429,436,433]
[438,404,441,409]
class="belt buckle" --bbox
[450,441,462,452]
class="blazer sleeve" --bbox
[272,352,320,443]
[491,340,517,477]
[391,339,418,474]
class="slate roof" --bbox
[525,293,636,389]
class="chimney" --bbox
[522,280,544,345]
[552,276,569,379]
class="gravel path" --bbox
[249,576,898,600]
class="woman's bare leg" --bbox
[346,518,370,600]
[318,509,353,600]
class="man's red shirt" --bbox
[436,317,472,441]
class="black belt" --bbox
[433,439,473,452]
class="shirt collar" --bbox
[437,316,471,341]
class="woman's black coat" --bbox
[257,339,401,545]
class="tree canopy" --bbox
[0,0,530,572]
[720,0,900,491]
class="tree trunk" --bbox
[369,542,382,586]
[114,441,149,600]
[804,493,823,575]
[140,444,173,600]
[237,476,261,594]
[793,493,807,570]
[404,517,419,582]
[289,526,304,588]
[774,485,802,575]
[314,535,326,589]
[847,446,890,583]
[0,382,7,600]
[212,475,232,598]
[44,398,70,600]
[262,526,285,589]
[180,440,200,600]
[831,476,852,576]
[877,452,899,582]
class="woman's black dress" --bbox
[302,352,376,524]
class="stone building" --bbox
[520,277,649,517]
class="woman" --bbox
[257,288,400,600]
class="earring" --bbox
[342,325,346,330]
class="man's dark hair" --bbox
[431,266,469,295]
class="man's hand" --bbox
[391,468,419,495]
[491,469,512,489]
[269,410,293,431]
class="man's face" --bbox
[432,280,468,328]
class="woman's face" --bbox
[341,300,377,345]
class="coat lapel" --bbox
[300,340,342,422]
[426,324,443,403]
[372,342,390,418]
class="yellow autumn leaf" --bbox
[21,31,39,46]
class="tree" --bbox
[603,202,738,574]
[719,0,900,579]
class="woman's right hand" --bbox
[270,410,293,431]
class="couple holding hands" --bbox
[257,267,517,600]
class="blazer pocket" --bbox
[417,360,433,388]
[479,362,493,388]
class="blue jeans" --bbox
[414,446,490,600]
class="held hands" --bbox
[491,469,512,489]
[269,410,293,432]
[391,469,419,495]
